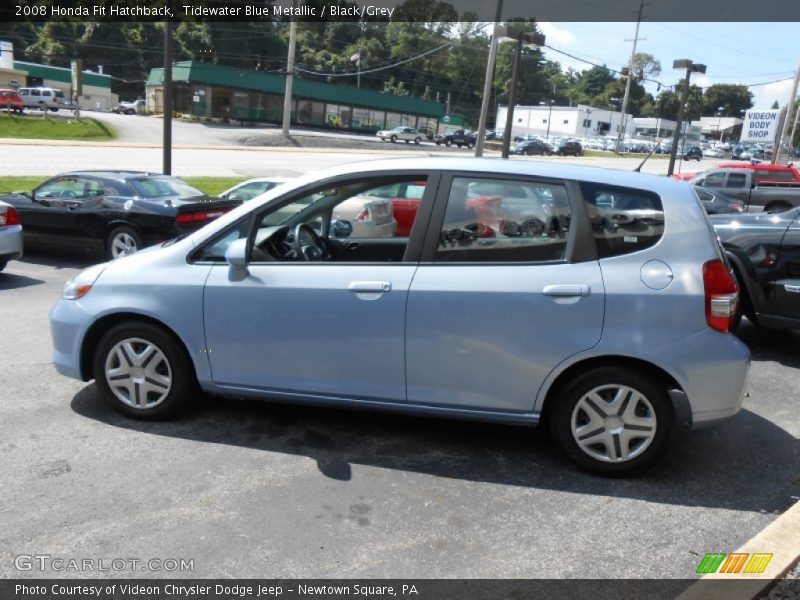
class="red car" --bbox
[674,164,800,183]
[0,89,24,114]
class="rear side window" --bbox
[579,182,664,258]
[727,173,747,188]
[436,177,571,263]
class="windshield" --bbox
[129,176,204,198]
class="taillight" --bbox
[703,259,739,332]
[176,210,227,224]
[355,207,370,222]
[0,206,20,226]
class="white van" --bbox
[18,87,66,112]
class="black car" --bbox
[712,207,800,330]
[695,187,745,214]
[512,139,552,156]
[0,171,240,260]
[683,146,703,161]
[433,129,476,148]
[555,140,583,156]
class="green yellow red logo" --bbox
[696,552,773,574]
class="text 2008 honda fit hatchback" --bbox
[50,158,749,475]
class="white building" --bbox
[689,116,743,141]
[496,104,634,140]
[632,117,704,142]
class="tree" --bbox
[702,84,753,116]
[771,100,780,109]
[629,52,661,82]
[656,84,704,121]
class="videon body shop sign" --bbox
[740,109,781,143]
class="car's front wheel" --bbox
[93,321,197,419]
[107,225,142,260]
[550,367,673,476]
[414,137,421,144]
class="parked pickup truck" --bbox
[434,128,477,148]
[690,168,800,213]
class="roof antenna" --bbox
[635,141,660,172]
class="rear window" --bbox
[579,182,664,258]
[754,169,795,181]
[129,176,203,198]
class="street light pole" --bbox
[162,20,173,175]
[282,16,297,137]
[667,59,706,176]
[717,106,724,142]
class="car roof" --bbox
[54,171,166,182]
[291,157,691,197]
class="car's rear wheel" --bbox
[550,367,673,476]
[93,321,197,419]
[107,226,142,260]
[414,137,421,144]
[390,135,397,143]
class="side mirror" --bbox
[225,238,248,269]
[331,219,353,238]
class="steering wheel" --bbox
[293,223,331,261]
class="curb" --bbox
[676,499,800,600]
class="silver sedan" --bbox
[0,199,23,272]
[376,126,423,144]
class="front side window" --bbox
[580,182,664,258]
[703,172,726,187]
[436,177,571,263]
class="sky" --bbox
[536,22,798,110]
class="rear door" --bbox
[405,173,604,413]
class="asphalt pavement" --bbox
[0,252,798,580]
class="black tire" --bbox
[550,367,674,476]
[467,141,475,149]
[445,139,452,147]
[0,259,7,272]
[414,137,421,145]
[93,321,198,420]
[106,225,143,260]
[390,135,397,143]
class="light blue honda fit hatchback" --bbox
[50,158,750,475]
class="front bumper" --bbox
[50,298,92,381]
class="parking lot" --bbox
[1,249,798,580]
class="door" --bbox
[774,212,800,320]
[406,174,605,413]
[202,172,436,402]
[16,176,96,246]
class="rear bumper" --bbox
[0,224,23,260]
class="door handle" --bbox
[346,242,361,250]
[543,284,590,297]
[785,283,800,294]
[348,281,391,293]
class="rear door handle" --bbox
[348,281,392,293]
[543,284,590,297]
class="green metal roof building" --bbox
[146,61,445,134]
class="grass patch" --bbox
[182,177,248,196]
[0,175,249,196]
[0,112,117,141]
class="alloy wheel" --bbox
[110,232,139,258]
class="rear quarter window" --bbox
[579,182,664,258]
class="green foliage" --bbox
[702,84,753,117]
[0,113,117,141]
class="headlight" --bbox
[62,264,106,300]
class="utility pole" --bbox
[475,0,504,157]
[616,0,645,154]
[667,60,706,176]
[773,61,800,164]
[446,92,451,116]
[282,17,297,137]
[789,99,800,160]
[163,20,173,175]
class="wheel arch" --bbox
[538,355,685,426]
[80,312,197,382]
[723,247,761,322]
